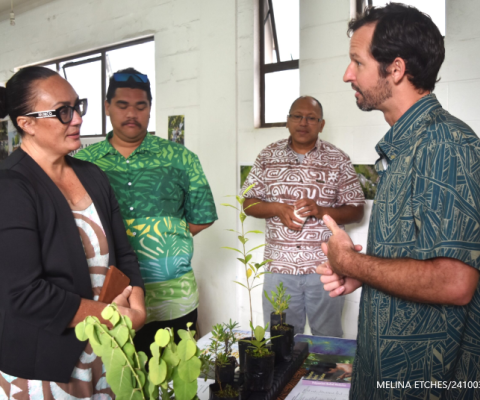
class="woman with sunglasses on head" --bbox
[0,66,146,399]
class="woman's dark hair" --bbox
[348,3,445,92]
[106,67,152,104]
[0,66,58,136]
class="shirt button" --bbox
[130,207,134,211]
[133,232,137,236]
[297,245,301,249]
[126,160,130,163]
[128,182,132,186]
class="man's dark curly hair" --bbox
[348,3,445,92]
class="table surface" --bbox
[197,332,356,400]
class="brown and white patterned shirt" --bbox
[242,138,364,274]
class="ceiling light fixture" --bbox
[10,0,15,26]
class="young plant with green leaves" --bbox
[200,319,239,380]
[210,319,239,366]
[199,320,240,395]
[75,304,150,400]
[75,304,202,400]
[222,184,271,337]
[241,322,277,357]
[264,282,291,325]
[149,324,202,400]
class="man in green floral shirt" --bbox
[76,68,217,352]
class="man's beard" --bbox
[353,78,392,112]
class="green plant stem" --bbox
[215,366,223,392]
[97,322,146,400]
[241,216,254,338]
[122,314,143,374]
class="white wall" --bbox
[0,0,479,339]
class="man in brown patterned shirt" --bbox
[242,96,365,337]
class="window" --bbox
[37,37,155,136]
[259,0,299,127]
[354,0,445,36]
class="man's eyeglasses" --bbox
[288,114,322,125]
[113,73,149,83]
[25,99,88,124]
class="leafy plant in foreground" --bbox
[149,323,202,400]
[75,304,201,400]
[75,304,149,400]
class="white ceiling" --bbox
[0,0,55,21]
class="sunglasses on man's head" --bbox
[113,73,149,84]
[24,98,88,124]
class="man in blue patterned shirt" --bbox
[317,4,480,399]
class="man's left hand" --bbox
[320,214,356,275]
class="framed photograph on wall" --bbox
[353,164,379,200]
[240,165,253,188]
[0,120,8,162]
[168,115,185,146]
[8,120,21,155]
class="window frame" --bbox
[34,36,154,137]
[259,0,299,128]
[355,0,372,16]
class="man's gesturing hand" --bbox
[317,260,363,297]
[320,214,356,275]
[316,214,363,297]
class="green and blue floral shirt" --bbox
[352,95,480,399]
[76,133,217,323]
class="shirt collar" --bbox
[285,136,322,156]
[375,94,442,162]
[98,131,157,158]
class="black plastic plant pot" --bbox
[209,383,240,400]
[215,356,236,385]
[244,350,275,391]
[271,324,294,364]
[270,312,286,327]
[238,337,254,373]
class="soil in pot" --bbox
[238,337,254,373]
[209,383,240,400]
[244,350,275,391]
[271,323,294,364]
[270,312,286,327]
[215,356,236,385]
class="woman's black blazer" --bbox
[0,148,144,383]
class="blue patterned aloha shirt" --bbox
[352,94,480,400]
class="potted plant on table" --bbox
[221,183,271,372]
[75,304,202,400]
[241,323,276,391]
[199,320,240,399]
[264,282,294,364]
